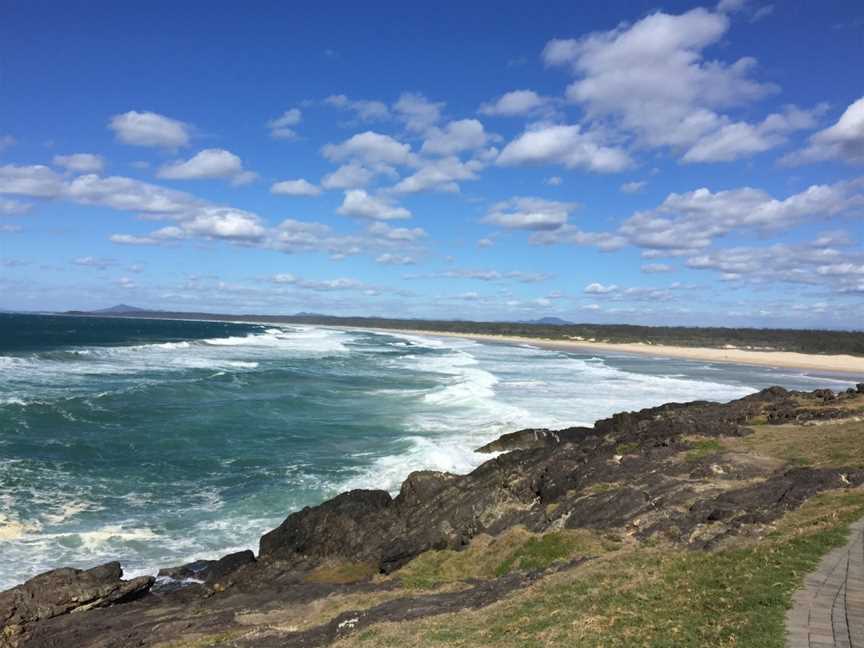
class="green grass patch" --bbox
[397,529,613,590]
[685,438,723,462]
[616,442,640,455]
[494,533,579,577]
[338,489,864,648]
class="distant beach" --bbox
[361,327,864,375]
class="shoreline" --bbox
[347,326,864,375]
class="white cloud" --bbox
[64,174,202,213]
[0,135,15,152]
[620,180,647,193]
[544,176,563,186]
[393,92,444,133]
[682,105,824,162]
[543,8,784,160]
[483,197,576,230]
[325,95,391,121]
[0,164,65,197]
[478,237,494,248]
[322,131,415,167]
[272,273,365,291]
[367,221,426,242]
[391,156,482,194]
[267,108,302,140]
[109,111,191,148]
[53,153,104,174]
[337,189,411,220]
[376,253,415,265]
[584,282,617,294]
[618,180,864,254]
[479,90,551,117]
[73,256,115,270]
[421,119,490,156]
[641,263,674,273]
[320,162,379,190]
[271,178,322,196]
[157,148,255,184]
[782,96,864,165]
[685,237,864,294]
[497,123,632,172]
[528,225,628,251]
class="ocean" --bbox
[0,313,859,589]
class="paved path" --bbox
[786,517,864,647]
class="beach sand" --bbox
[362,327,864,375]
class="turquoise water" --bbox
[0,313,860,588]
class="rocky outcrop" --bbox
[0,562,153,647]
[4,385,864,648]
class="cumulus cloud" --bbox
[483,197,576,230]
[584,282,617,294]
[620,180,647,193]
[325,95,391,122]
[641,263,674,273]
[407,269,552,283]
[421,119,490,156]
[782,96,864,166]
[497,123,632,172]
[271,273,364,291]
[322,131,415,167]
[320,162,380,190]
[0,164,65,197]
[376,253,416,265]
[618,179,864,255]
[109,111,191,148]
[267,108,302,139]
[543,8,791,161]
[479,90,552,117]
[391,156,483,194]
[393,92,444,133]
[270,178,322,196]
[367,221,426,241]
[529,225,627,251]
[337,189,411,220]
[157,148,256,184]
[53,153,105,174]
[545,176,563,186]
[73,256,116,270]
[685,237,864,294]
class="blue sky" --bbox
[1,0,863,327]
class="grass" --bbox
[684,437,724,462]
[339,489,864,648]
[397,528,617,590]
[304,561,378,584]
[616,442,641,455]
[730,421,864,469]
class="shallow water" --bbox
[0,313,859,589]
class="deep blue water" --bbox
[0,313,860,588]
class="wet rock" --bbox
[157,550,256,588]
[475,427,591,453]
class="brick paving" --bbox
[786,518,864,647]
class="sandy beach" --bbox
[362,327,864,375]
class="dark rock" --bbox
[857,382,864,394]
[475,427,591,453]
[157,550,256,588]
[0,562,153,646]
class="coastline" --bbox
[348,326,864,375]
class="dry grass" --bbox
[730,420,864,469]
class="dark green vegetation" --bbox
[62,309,864,356]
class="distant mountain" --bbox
[520,317,573,325]
[90,304,150,314]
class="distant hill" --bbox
[520,317,573,325]
[89,304,150,314]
